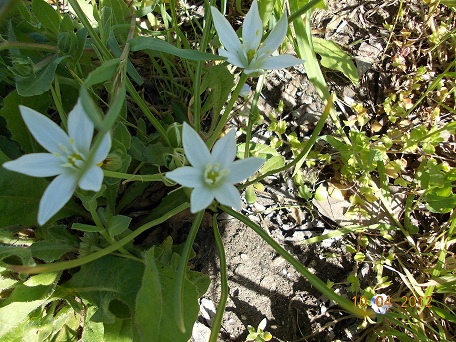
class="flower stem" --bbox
[288,0,323,23]
[240,93,333,189]
[193,0,213,133]
[209,214,228,342]
[103,170,164,182]
[221,205,373,319]
[6,203,190,274]
[244,73,265,158]
[174,210,205,332]
[207,72,249,148]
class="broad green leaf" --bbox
[313,37,359,85]
[16,55,67,96]
[261,155,285,174]
[0,150,49,227]
[0,90,51,153]
[65,255,144,324]
[107,215,131,238]
[84,58,121,88]
[135,247,209,341]
[30,240,77,262]
[104,318,133,342]
[237,143,281,158]
[101,0,129,25]
[0,301,46,337]
[32,0,61,35]
[129,37,224,61]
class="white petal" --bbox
[211,129,236,169]
[210,6,244,56]
[19,105,71,153]
[78,165,103,191]
[183,122,211,168]
[68,100,94,155]
[166,167,204,188]
[225,157,264,184]
[38,172,78,225]
[242,0,263,52]
[257,13,288,57]
[213,182,241,210]
[255,55,303,71]
[219,49,248,69]
[94,133,112,164]
[3,153,65,177]
[190,186,214,213]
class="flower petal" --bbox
[94,133,112,164]
[166,166,204,188]
[3,153,65,177]
[210,6,244,56]
[257,13,288,58]
[19,105,71,153]
[38,172,78,225]
[190,186,214,213]
[225,157,264,184]
[242,0,263,52]
[254,54,303,71]
[211,129,236,169]
[78,165,103,191]
[219,48,248,69]
[214,182,241,210]
[68,100,94,155]
[183,122,211,168]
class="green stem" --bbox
[207,73,249,147]
[244,73,265,158]
[174,210,205,332]
[6,203,189,274]
[103,170,164,182]
[0,41,57,52]
[222,205,371,319]
[241,94,332,189]
[288,0,323,24]
[209,214,228,342]
[193,0,213,132]
[68,0,170,145]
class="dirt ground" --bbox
[190,0,405,340]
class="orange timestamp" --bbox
[352,295,433,309]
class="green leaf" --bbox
[32,0,61,35]
[84,58,121,88]
[72,223,104,233]
[107,215,131,238]
[0,150,49,228]
[16,55,67,96]
[245,185,257,204]
[0,90,51,153]
[65,255,144,324]
[261,155,285,174]
[129,37,224,61]
[30,240,77,262]
[200,65,234,117]
[313,37,359,85]
[135,247,209,341]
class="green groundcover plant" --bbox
[0,0,454,340]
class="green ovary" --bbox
[247,49,256,63]
[204,163,229,185]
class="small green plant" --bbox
[246,318,272,342]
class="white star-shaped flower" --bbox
[166,123,264,213]
[210,0,303,75]
[370,294,392,314]
[3,100,111,225]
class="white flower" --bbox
[3,100,111,225]
[370,294,392,314]
[210,0,303,75]
[166,123,264,213]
